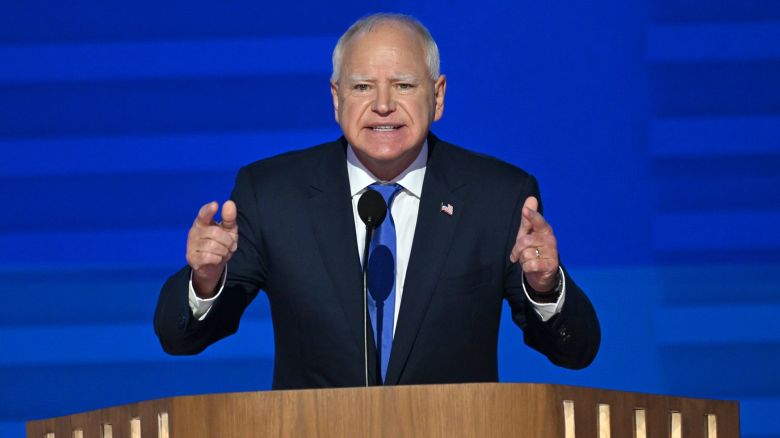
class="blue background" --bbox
[1,1,779,437]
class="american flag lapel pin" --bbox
[440,202,454,216]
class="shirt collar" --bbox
[346,140,427,198]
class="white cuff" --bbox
[521,266,566,322]
[188,267,227,321]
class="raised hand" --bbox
[186,200,238,297]
[509,196,560,293]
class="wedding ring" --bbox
[534,247,541,259]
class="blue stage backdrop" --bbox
[2,1,779,436]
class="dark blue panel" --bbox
[650,61,780,116]
[0,171,235,232]
[1,359,273,420]
[0,75,334,138]
[660,344,780,398]
[652,0,780,23]
[657,174,780,212]
[0,0,381,43]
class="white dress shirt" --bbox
[189,141,565,324]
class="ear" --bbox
[432,75,447,121]
[330,81,340,123]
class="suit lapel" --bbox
[385,137,465,384]
[305,139,379,382]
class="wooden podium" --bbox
[27,383,739,437]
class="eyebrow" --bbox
[347,74,374,83]
[345,74,421,83]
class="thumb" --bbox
[518,196,539,235]
[220,200,238,230]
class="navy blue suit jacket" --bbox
[154,134,600,389]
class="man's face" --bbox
[331,23,446,180]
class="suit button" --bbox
[559,326,571,342]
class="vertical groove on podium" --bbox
[72,429,83,438]
[598,404,611,438]
[157,412,169,438]
[563,400,576,438]
[633,409,646,438]
[670,411,682,438]
[101,423,112,438]
[707,414,717,438]
[130,418,141,438]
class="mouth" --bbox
[368,124,404,132]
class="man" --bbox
[154,13,599,389]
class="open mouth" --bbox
[370,125,402,132]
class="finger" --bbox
[521,257,557,275]
[523,196,539,213]
[522,205,552,234]
[220,200,238,230]
[195,201,218,226]
[202,227,237,251]
[517,196,539,237]
[510,232,546,263]
[198,238,232,257]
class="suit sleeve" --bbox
[154,166,268,355]
[502,175,601,369]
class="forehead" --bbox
[341,23,427,74]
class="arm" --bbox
[154,166,267,355]
[503,176,600,369]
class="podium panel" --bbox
[27,383,739,437]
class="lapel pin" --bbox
[440,202,454,216]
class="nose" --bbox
[371,85,395,115]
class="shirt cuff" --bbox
[521,266,566,322]
[187,268,227,321]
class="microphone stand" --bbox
[361,219,375,387]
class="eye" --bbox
[397,83,416,90]
[353,83,370,92]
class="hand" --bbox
[509,196,560,293]
[186,200,238,298]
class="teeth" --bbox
[372,126,398,131]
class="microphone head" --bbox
[357,189,387,228]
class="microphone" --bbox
[358,189,387,230]
[357,189,387,386]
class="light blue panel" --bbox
[0,422,24,438]
[0,37,334,83]
[647,22,780,62]
[499,265,664,393]
[741,398,780,437]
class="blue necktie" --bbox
[367,182,401,383]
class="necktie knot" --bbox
[369,183,402,210]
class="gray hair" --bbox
[331,13,440,82]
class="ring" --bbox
[534,247,541,259]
